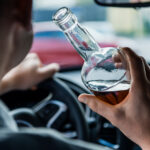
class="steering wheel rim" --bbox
[10,78,89,141]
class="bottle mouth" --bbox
[52,7,72,25]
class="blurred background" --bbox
[33,0,150,36]
[31,0,150,68]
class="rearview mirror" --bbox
[95,0,150,7]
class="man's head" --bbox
[0,0,33,79]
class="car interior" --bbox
[1,0,150,150]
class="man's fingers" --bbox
[78,94,115,120]
[141,57,150,80]
[113,53,121,63]
[115,63,123,69]
[113,49,127,69]
[38,63,60,79]
[121,47,147,84]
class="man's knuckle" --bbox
[29,53,38,59]
[131,56,143,69]
[123,47,131,51]
[121,47,131,54]
[140,56,144,60]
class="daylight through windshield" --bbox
[32,0,150,66]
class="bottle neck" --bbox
[66,24,100,61]
[53,7,100,61]
[53,7,77,32]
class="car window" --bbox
[31,0,150,69]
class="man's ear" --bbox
[13,0,32,29]
[5,21,33,71]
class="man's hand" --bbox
[0,53,59,94]
[79,48,150,150]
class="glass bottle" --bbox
[53,7,130,105]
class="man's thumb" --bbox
[78,94,115,120]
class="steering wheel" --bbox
[8,78,89,141]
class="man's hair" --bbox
[0,0,32,27]
[0,0,12,17]
[0,1,8,7]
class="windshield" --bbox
[31,0,150,68]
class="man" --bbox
[0,0,150,150]
[0,53,59,95]
[0,1,109,150]
[0,1,59,95]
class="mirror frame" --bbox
[94,0,150,7]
